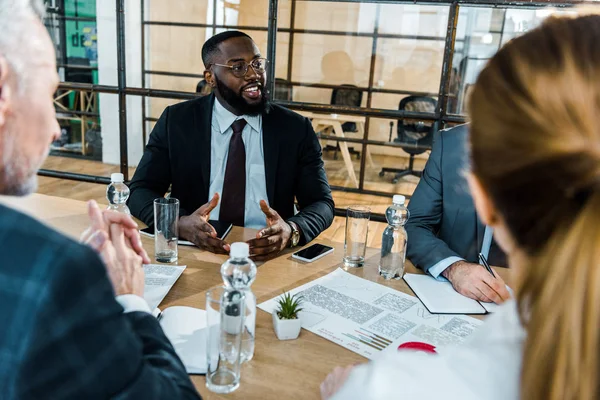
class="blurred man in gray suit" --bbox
[406,124,510,304]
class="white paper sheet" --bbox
[258,268,483,360]
[159,306,207,374]
[143,264,186,310]
[403,274,487,314]
[480,286,514,313]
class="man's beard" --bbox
[0,162,38,196]
[216,77,269,116]
[0,132,40,196]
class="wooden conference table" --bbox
[0,194,508,400]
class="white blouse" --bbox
[330,300,525,400]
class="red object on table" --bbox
[398,342,437,354]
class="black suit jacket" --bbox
[129,95,334,245]
[405,125,506,273]
[0,204,201,399]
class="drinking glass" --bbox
[154,197,179,263]
[206,287,245,394]
[343,206,370,268]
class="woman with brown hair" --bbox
[320,13,600,400]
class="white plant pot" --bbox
[272,310,302,340]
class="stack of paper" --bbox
[143,264,186,310]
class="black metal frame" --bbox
[45,0,583,202]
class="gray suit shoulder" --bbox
[438,124,468,150]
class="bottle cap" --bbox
[230,242,249,258]
[393,195,405,205]
[111,173,124,183]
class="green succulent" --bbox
[276,292,304,320]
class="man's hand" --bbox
[442,260,510,304]
[320,365,356,400]
[247,200,291,262]
[179,193,230,254]
[80,201,145,296]
[101,223,145,296]
[81,200,150,264]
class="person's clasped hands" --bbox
[80,200,150,296]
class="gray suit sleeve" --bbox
[406,131,462,273]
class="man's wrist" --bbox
[287,221,300,248]
[442,259,479,282]
[115,294,151,314]
[442,260,465,280]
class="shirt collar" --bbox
[213,97,261,135]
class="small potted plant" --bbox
[272,292,303,340]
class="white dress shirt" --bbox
[331,300,524,400]
[115,294,151,314]
[207,99,269,229]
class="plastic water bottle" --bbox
[221,242,257,363]
[106,173,130,214]
[379,195,409,280]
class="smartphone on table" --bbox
[208,220,233,240]
[292,243,334,263]
[140,220,232,246]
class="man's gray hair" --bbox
[0,0,46,89]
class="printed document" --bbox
[143,264,186,310]
[258,268,483,360]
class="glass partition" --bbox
[43,0,582,212]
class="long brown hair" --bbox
[469,15,600,400]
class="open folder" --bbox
[158,306,207,374]
[142,264,207,374]
[404,274,498,314]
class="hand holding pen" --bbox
[478,253,496,277]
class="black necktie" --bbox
[220,119,247,226]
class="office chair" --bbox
[65,57,93,84]
[274,78,293,101]
[323,84,363,160]
[63,57,93,111]
[379,96,438,183]
[84,128,102,159]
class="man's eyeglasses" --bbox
[211,58,269,78]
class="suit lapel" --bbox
[262,111,279,205]
[194,94,215,201]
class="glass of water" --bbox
[343,206,370,268]
[206,286,245,394]
[154,197,179,263]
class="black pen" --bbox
[478,253,496,278]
